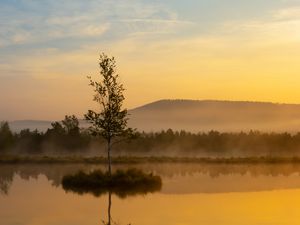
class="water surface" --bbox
[1,163,300,225]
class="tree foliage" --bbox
[85,53,131,140]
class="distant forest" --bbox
[1,115,300,157]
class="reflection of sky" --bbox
[2,167,300,225]
[3,163,300,195]
[1,0,300,120]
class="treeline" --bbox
[117,129,300,157]
[1,116,300,156]
[0,116,92,155]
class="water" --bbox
[1,163,300,225]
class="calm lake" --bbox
[2,163,300,225]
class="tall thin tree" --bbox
[85,53,132,176]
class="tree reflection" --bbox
[61,169,162,225]
[0,175,12,195]
[0,166,15,195]
[101,191,134,225]
[107,191,112,225]
[61,169,162,198]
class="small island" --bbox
[62,168,162,198]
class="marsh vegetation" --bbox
[62,168,162,198]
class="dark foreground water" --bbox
[2,163,300,225]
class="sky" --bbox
[1,0,300,120]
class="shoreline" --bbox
[2,155,300,164]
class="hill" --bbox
[128,99,300,132]
[7,99,300,132]
[9,120,53,133]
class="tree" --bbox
[45,115,88,152]
[0,121,14,152]
[85,53,133,176]
[61,115,80,136]
[48,122,65,135]
[18,129,43,154]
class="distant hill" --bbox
[9,120,53,133]
[128,99,300,132]
[7,99,300,133]
[8,120,89,133]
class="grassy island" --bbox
[62,168,162,197]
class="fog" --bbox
[4,99,300,158]
[129,100,300,133]
[8,100,300,133]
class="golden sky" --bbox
[1,0,300,120]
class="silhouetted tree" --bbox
[47,122,65,136]
[45,115,88,152]
[85,53,132,176]
[17,129,43,154]
[0,121,14,153]
[62,115,80,136]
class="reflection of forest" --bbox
[0,164,102,194]
[2,163,300,194]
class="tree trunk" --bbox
[107,138,112,177]
[107,191,112,225]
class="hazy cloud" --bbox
[0,0,190,48]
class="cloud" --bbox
[274,7,300,20]
[218,6,300,45]
[0,0,191,48]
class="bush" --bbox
[62,168,162,198]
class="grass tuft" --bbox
[62,168,162,198]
